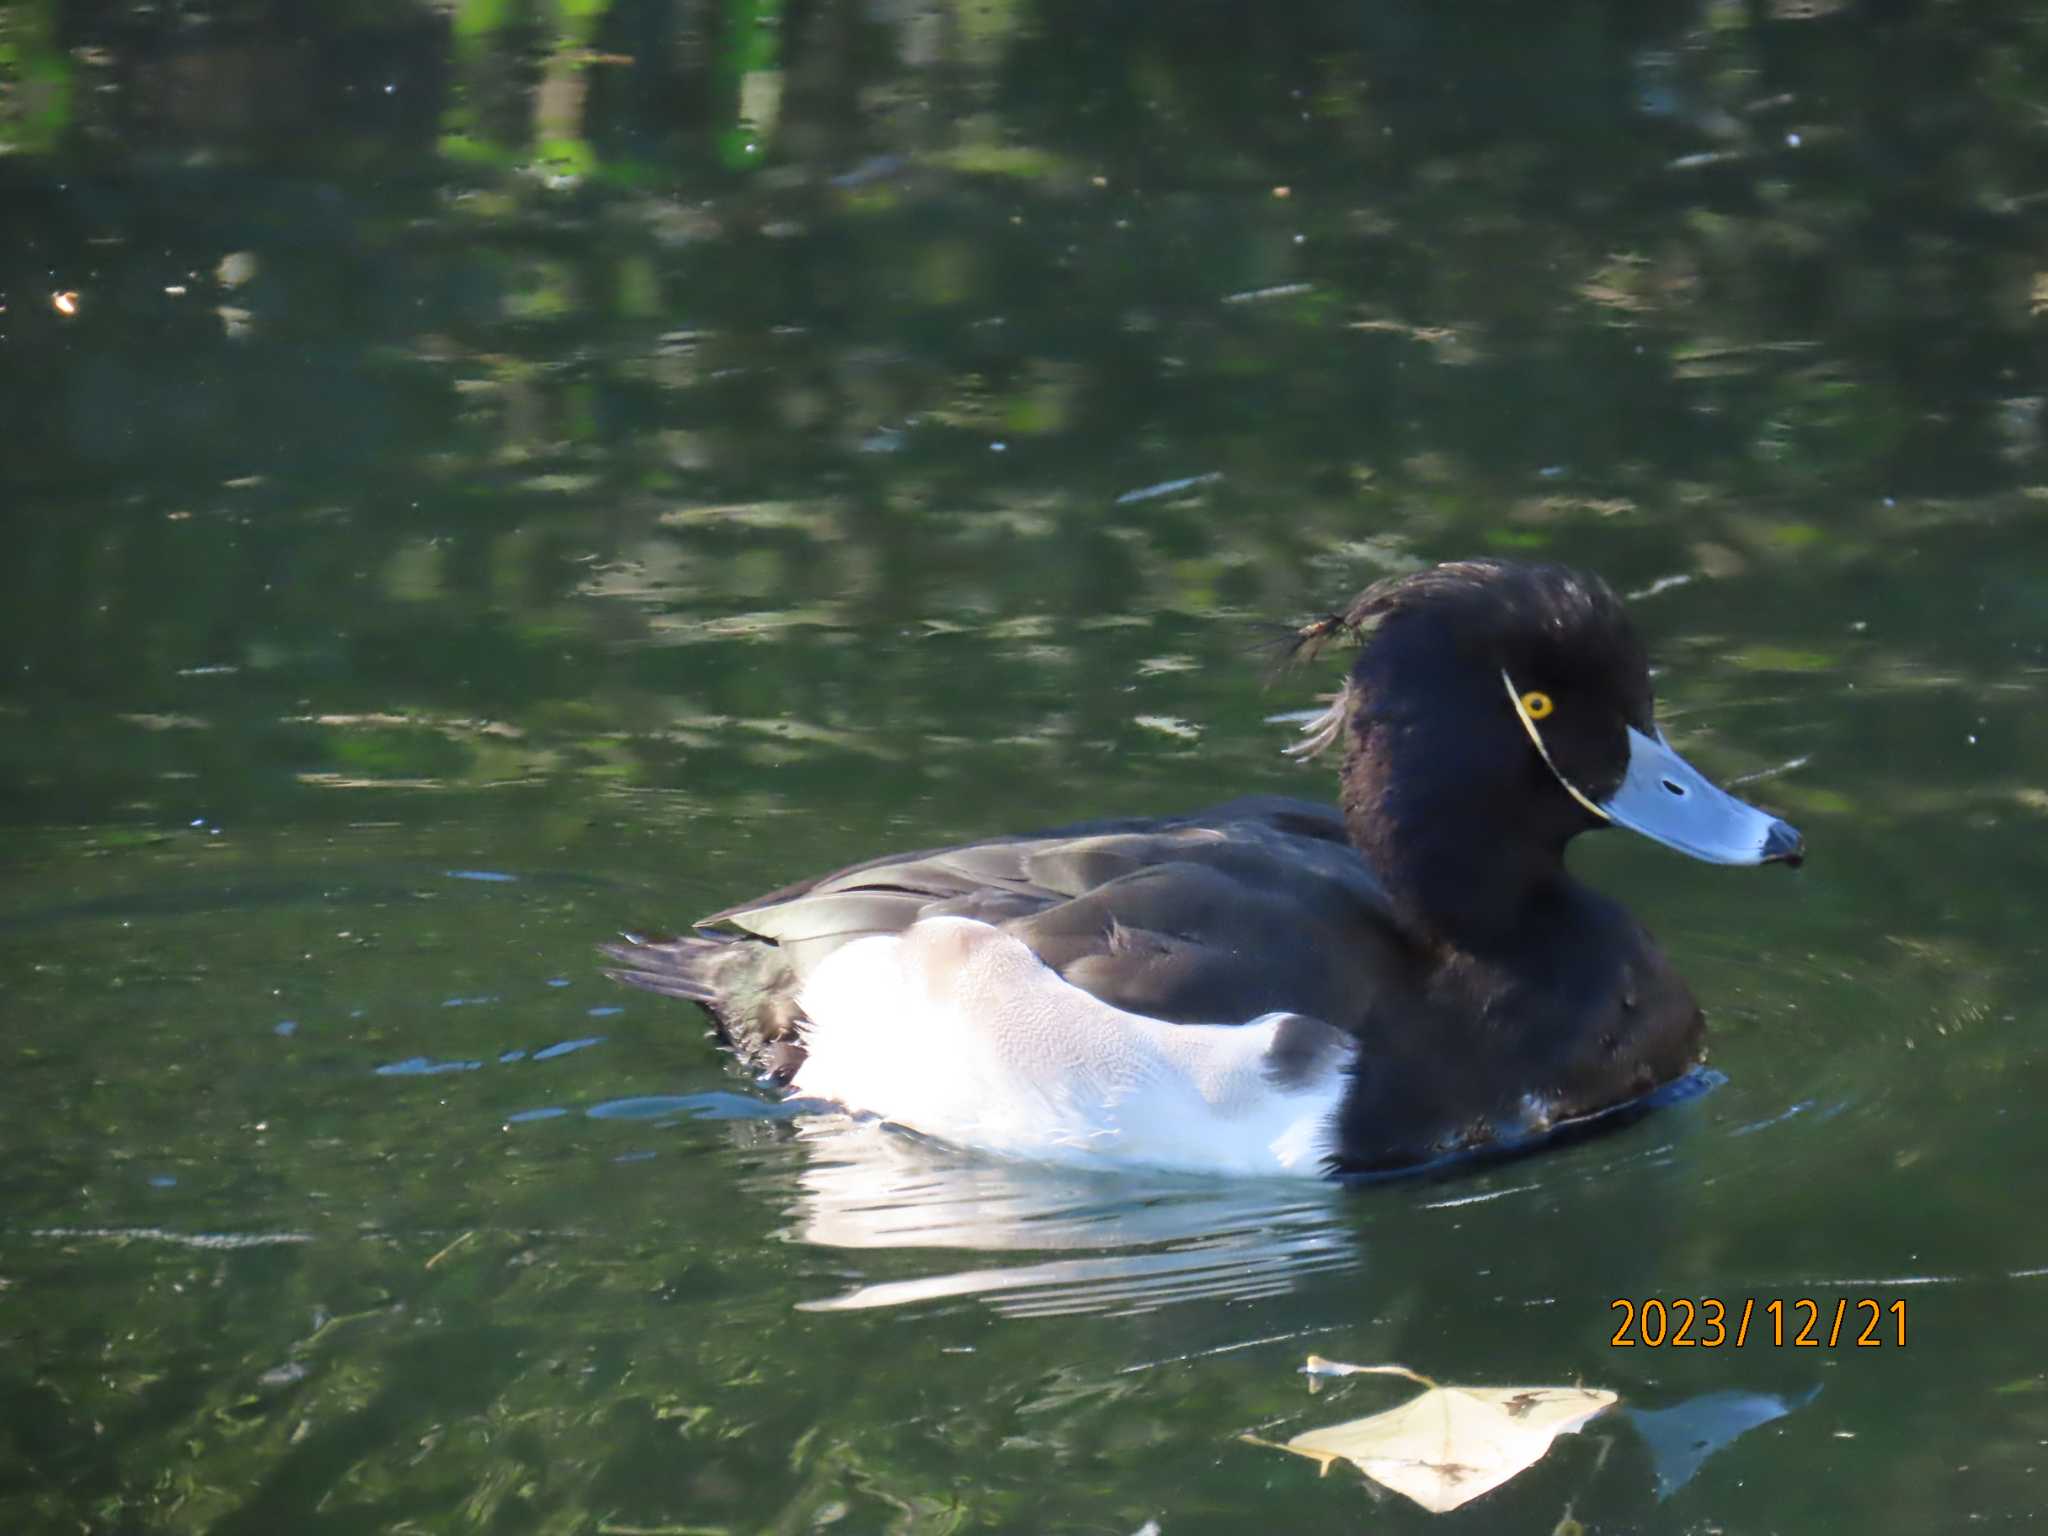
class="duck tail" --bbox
[600,930,741,1005]
[600,930,807,1082]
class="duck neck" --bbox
[1339,670,1589,958]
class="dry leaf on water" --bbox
[1245,1359,1617,1513]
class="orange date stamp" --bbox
[1609,1296,1907,1348]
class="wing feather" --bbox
[694,796,1396,1030]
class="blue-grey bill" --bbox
[1601,727,1804,866]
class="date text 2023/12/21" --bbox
[1610,1298,1908,1349]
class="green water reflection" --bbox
[5,1,2048,1531]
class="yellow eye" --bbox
[1520,690,1554,721]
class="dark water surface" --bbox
[6,2,2048,1531]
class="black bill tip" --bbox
[1762,818,1805,868]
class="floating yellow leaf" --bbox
[1247,1359,1616,1513]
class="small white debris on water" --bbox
[1115,472,1222,505]
[1627,573,1694,600]
[1222,282,1311,304]
[1730,755,1810,787]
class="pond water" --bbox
[5,2,2048,1531]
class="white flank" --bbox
[790,917,1350,1177]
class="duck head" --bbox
[1292,560,1802,949]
